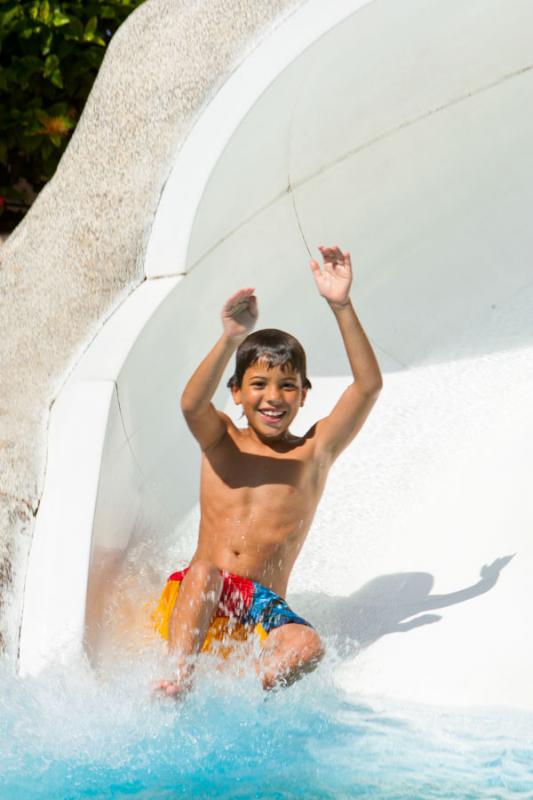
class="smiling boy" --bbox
[154,245,382,697]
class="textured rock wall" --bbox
[0,0,304,660]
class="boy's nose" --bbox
[265,388,282,403]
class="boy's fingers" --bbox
[224,288,255,310]
[321,245,349,262]
[235,289,254,301]
[248,295,258,314]
[321,247,338,266]
[320,245,352,272]
[225,291,257,318]
[227,287,254,302]
[229,301,250,316]
[309,259,321,275]
[338,249,351,268]
[334,246,346,262]
[335,247,351,268]
[331,245,346,264]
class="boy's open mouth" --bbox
[257,408,286,425]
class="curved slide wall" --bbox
[19,0,533,709]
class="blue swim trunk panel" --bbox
[244,581,312,634]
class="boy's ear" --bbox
[231,384,242,405]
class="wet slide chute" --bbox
[19,0,533,709]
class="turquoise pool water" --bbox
[1,649,533,799]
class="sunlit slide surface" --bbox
[7,0,533,797]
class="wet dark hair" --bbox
[227,328,312,390]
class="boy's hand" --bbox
[221,288,258,343]
[310,245,352,308]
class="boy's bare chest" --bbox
[200,432,325,513]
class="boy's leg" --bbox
[154,561,224,697]
[257,624,325,690]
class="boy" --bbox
[154,245,382,697]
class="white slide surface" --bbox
[19,0,533,710]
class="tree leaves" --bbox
[0,0,146,223]
[43,51,61,85]
[51,8,70,27]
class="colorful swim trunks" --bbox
[152,566,312,655]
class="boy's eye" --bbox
[249,380,297,388]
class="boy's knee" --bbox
[300,628,325,666]
[260,627,325,690]
[265,624,325,667]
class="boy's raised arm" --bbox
[181,288,257,451]
[310,245,383,461]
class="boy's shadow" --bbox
[289,555,514,657]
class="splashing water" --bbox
[2,644,533,800]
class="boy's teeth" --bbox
[262,410,283,416]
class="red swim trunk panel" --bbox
[167,567,255,619]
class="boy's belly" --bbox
[193,532,302,598]
[196,473,325,594]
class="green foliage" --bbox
[0,0,145,229]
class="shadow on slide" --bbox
[290,555,515,657]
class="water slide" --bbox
[18,0,533,710]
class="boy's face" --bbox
[231,358,307,440]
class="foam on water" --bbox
[2,647,533,799]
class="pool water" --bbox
[2,646,533,799]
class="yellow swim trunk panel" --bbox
[151,577,268,658]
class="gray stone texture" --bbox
[0,0,304,660]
